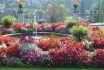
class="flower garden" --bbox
[0,16,104,68]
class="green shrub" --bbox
[6,57,25,67]
[2,29,9,34]
[66,20,76,28]
[70,25,89,41]
[1,15,16,27]
[18,43,38,52]
[20,27,28,33]
[9,28,19,34]
[6,57,32,67]
[61,28,70,34]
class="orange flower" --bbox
[72,1,79,7]
[17,0,24,8]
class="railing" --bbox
[1,10,104,24]
[69,13,104,24]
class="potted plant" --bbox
[17,0,24,10]
[72,1,79,10]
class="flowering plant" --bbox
[72,1,79,10]
[11,23,24,31]
[91,49,104,67]
[19,35,36,43]
[0,36,18,58]
[19,48,52,66]
[43,26,53,32]
[52,42,86,67]
[38,39,56,51]
[17,0,24,10]
[51,23,64,29]
[90,37,104,49]
[55,25,66,32]
[18,35,38,52]
[0,36,16,45]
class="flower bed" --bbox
[0,19,104,67]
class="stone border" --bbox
[3,32,70,37]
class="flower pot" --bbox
[74,6,77,10]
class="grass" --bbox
[0,67,104,70]
[101,28,104,30]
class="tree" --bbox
[85,0,93,10]
[46,3,69,23]
[41,0,71,11]
[80,0,85,17]
[24,8,31,22]
[36,9,44,21]
[80,0,85,14]
[91,0,104,22]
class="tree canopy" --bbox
[46,3,69,23]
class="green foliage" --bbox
[66,20,76,28]
[91,0,104,22]
[1,15,16,27]
[72,3,79,7]
[70,25,89,41]
[6,57,25,67]
[41,0,71,11]
[18,4,24,8]
[9,28,19,34]
[36,9,44,20]
[80,0,85,17]
[2,29,9,34]
[61,28,70,34]
[6,57,32,67]
[17,1,24,8]
[46,3,69,23]
[18,43,38,52]
[101,28,104,30]
[20,27,28,33]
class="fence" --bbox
[69,13,104,23]
[78,13,104,23]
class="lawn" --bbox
[101,28,104,30]
[0,67,103,70]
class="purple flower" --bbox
[37,26,43,32]
[44,26,53,32]
[19,48,52,66]
[55,25,66,32]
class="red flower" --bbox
[38,39,56,51]
[4,43,19,57]
[91,49,104,67]
[51,22,65,29]
[90,37,104,49]
[11,23,24,31]
[0,36,16,44]
[0,36,19,57]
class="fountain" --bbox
[32,22,41,39]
